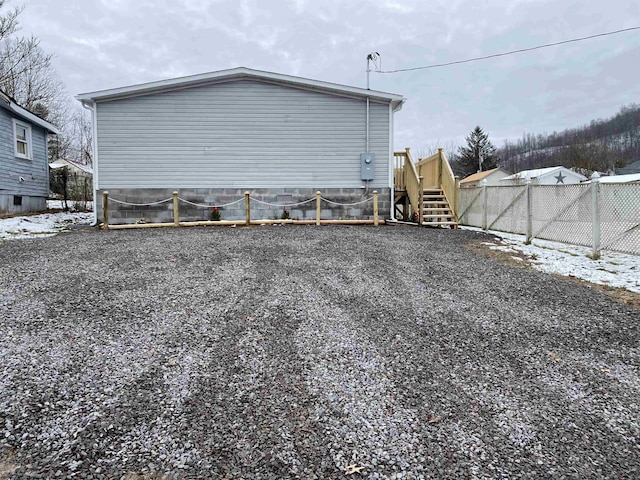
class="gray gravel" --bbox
[0,225,638,479]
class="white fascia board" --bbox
[76,67,406,106]
[7,102,60,134]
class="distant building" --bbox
[500,166,587,185]
[617,160,640,175]
[460,167,511,187]
[49,158,93,200]
[595,173,640,184]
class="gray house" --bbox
[0,90,59,214]
[77,67,405,224]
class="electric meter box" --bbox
[360,153,375,181]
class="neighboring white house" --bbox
[76,67,405,224]
[500,166,587,185]
[460,167,511,187]
[49,158,93,201]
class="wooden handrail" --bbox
[403,148,421,217]
[438,149,459,221]
[394,146,459,224]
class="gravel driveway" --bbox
[0,225,638,479]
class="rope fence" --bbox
[101,190,380,230]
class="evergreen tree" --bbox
[457,126,499,178]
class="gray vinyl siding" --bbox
[96,80,390,189]
[0,107,49,197]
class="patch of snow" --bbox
[0,211,93,241]
[46,200,94,211]
[462,227,640,293]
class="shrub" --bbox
[210,207,221,221]
[281,209,290,220]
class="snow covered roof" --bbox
[49,159,93,174]
[501,166,587,182]
[594,173,640,183]
[460,167,507,184]
[76,67,406,111]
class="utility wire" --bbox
[377,26,640,74]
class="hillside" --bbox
[498,104,640,174]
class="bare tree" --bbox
[0,0,21,41]
[0,2,68,126]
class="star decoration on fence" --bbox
[555,172,566,184]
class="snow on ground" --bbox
[47,199,94,211]
[463,227,640,293]
[0,202,93,241]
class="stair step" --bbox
[423,214,454,219]
[422,207,451,211]
[422,221,458,226]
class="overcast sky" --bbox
[17,0,640,152]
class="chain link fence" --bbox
[459,182,640,256]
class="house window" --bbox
[13,196,22,206]
[13,120,32,159]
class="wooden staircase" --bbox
[393,148,459,229]
[421,188,457,227]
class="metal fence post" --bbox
[316,191,321,226]
[525,180,532,244]
[481,179,488,231]
[172,191,179,227]
[244,191,250,226]
[102,191,109,229]
[591,174,601,259]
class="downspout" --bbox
[81,100,99,226]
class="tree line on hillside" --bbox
[0,0,91,167]
[447,104,640,179]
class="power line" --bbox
[377,26,640,74]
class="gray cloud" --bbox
[18,0,640,151]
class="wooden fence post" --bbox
[316,191,321,226]
[244,191,250,226]
[173,191,179,227]
[102,191,109,229]
[373,190,379,226]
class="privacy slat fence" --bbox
[102,190,381,230]
[459,180,640,257]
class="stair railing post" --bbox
[418,176,424,226]
[102,191,109,229]
[244,191,250,226]
[437,147,443,187]
[525,180,532,244]
[173,191,179,227]
[373,190,379,226]
[481,179,488,231]
[591,174,601,259]
[454,176,460,223]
